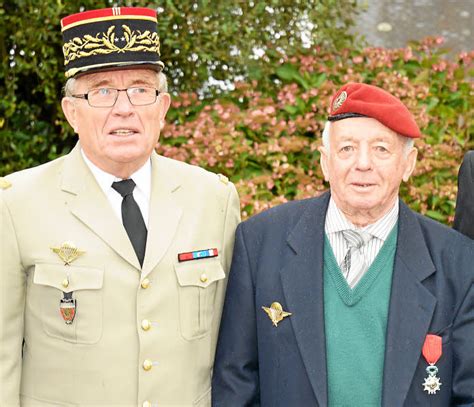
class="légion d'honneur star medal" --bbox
[51,241,85,325]
[422,334,442,395]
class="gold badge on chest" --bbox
[51,241,85,265]
[262,302,292,327]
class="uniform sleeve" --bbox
[451,280,474,404]
[210,182,241,355]
[212,223,260,407]
[453,151,474,239]
[0,195,25,405]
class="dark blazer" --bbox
[212,193,474,407]
[454,151,474,239]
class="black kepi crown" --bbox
[61,7,164,78]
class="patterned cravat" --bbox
[112,179,147,267]
[341,229,372,288]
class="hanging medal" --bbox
[60,291,77,324]
[51,241,85,325]
[421,334,442,395]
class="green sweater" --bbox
[324,226,397,406]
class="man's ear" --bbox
[61,97,78,133]
[158,92,171,130]
[318,145,330,182]
[402,147,418,182]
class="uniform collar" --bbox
[80,148,151,201]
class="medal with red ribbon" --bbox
[421,334,442,395]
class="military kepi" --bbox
[328,82,421,139]
[61,7,164,78]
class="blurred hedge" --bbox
[160,38,473,223]
[1,1,473,225]
[0,0,358,174]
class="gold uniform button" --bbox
[200,273,208,283]
[142,401,151,407]
[141,278,150,289]
[143,359,153,371]
[141,319,151,331]
[62,278,69,288]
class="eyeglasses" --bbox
[71,87,160,108]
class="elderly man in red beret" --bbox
[0,6,240,407]
[212,83,474,406]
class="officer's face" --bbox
[319,117,417,225]
[62,68,170,178]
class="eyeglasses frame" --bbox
[71,87,161,108]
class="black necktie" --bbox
[111,179,147,267]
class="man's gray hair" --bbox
[63,70,168,97]
[321,121,415,155]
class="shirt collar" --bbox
[80,149,151,199]
[325,196,399,241]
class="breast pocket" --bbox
[174,258,225,340]
[32,263,104,344]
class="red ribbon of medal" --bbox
[422,334,442,365]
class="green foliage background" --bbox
[0,0,357,174]
[1,1,473,224]
[162,39,473,223]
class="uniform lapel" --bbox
[382,202,437,406]
[61,143,140,269]
[279,193,330,407]
[141,152,183,278]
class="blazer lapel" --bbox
[279,193,330,407]
[382,202,437,406]
[141,152,183,278]
[61,144,140,269]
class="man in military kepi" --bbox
[212,82,474,406]
[0,7,240,406]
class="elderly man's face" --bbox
[319,117,417,225]
[62,68,170,178]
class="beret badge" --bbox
[332,90,347,112]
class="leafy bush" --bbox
[1,0,472,225]
[161,38,473,223]
[0,0,358,174]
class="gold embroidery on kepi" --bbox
[332,90,347,112]
[262,302,292,327]
[61,7,164,78]
[51,241,85,265]
[62,25,160,66]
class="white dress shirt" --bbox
[324,197,399,283]
[81,150,151,226]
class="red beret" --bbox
[328,82,421,139]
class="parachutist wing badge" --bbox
[262,302,292,327]
[51,241,85,265]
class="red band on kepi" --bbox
[328,82,421,139]
[422,334,442,365]
[61,7,157,30]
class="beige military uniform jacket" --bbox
[0,143,240,406]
